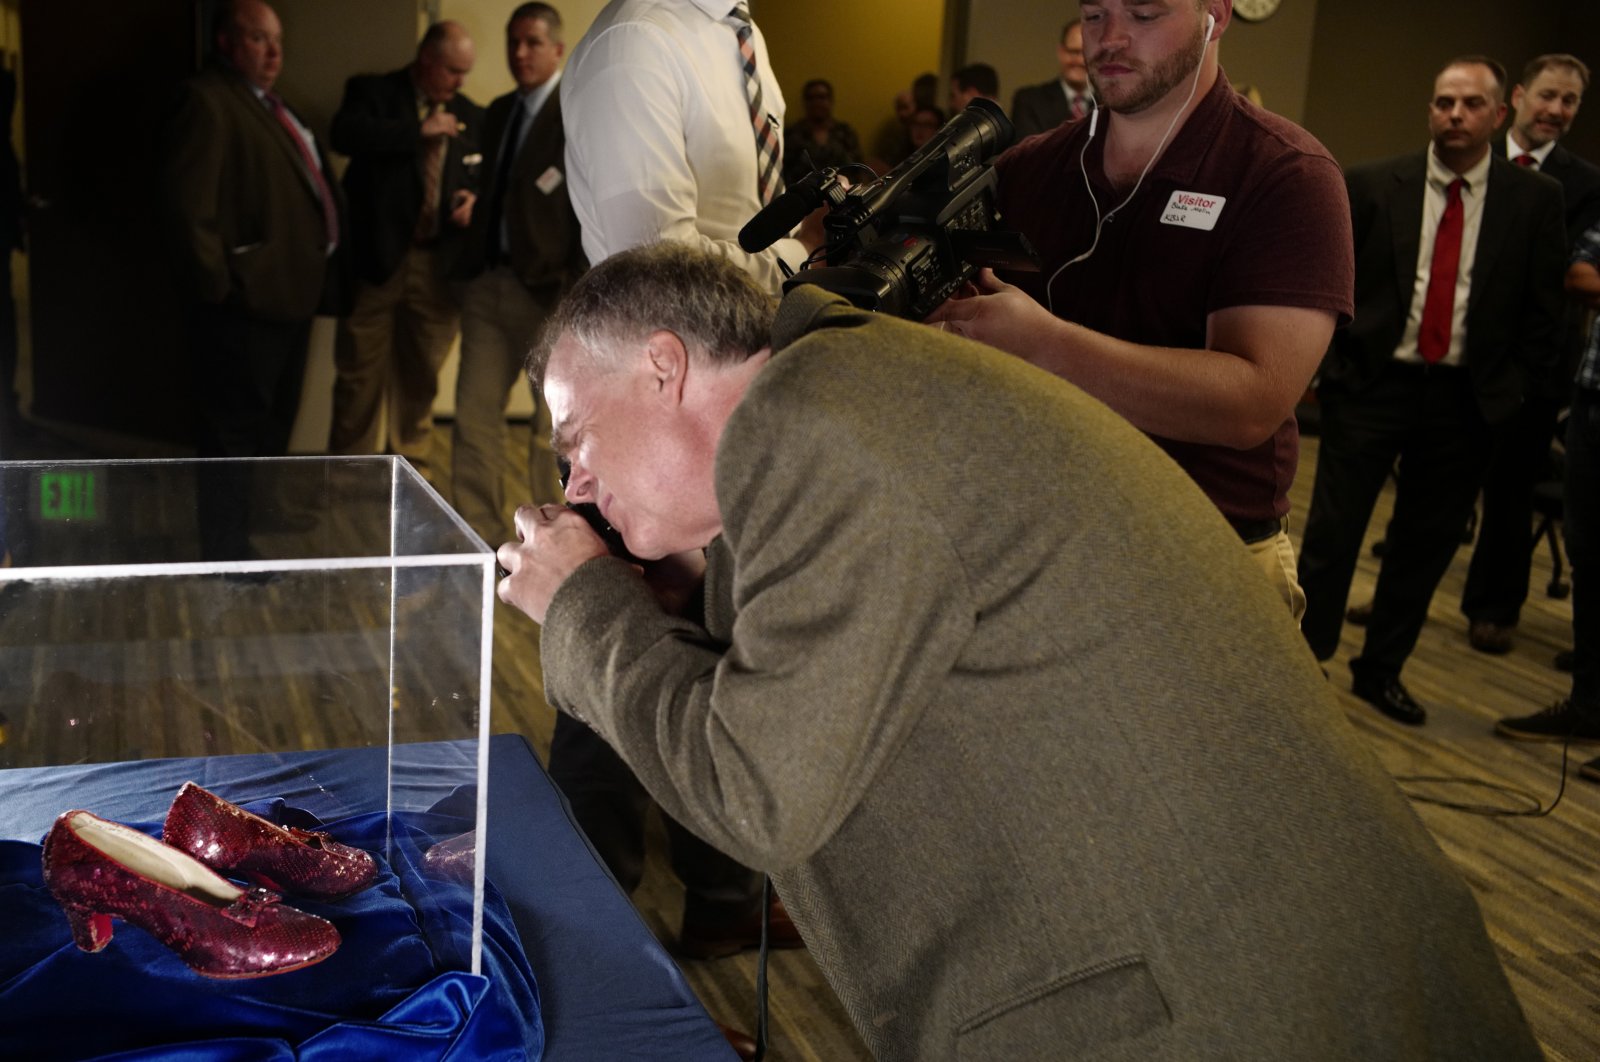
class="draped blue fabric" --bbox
[0,788,538,1059]
[0,737,732,1061]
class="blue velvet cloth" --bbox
[0,782,539,1059]
[0,738,734,1061]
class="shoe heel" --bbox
[62,903,113,952]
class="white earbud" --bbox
[1205,13,1216,41]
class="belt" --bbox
[1230,515,1287,545]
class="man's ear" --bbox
[643,329,689,403]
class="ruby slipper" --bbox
[163,781,378,900]
[41,809,340,979]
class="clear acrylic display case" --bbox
[0,456,495,973]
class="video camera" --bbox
[738,97,1038,321]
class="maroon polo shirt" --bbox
[995,72,1354,525]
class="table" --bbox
[0,733,733,1060]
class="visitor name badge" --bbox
[1161,190,1227,230]
[537,166,564,195]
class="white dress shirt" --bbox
[1395,147,1492,367]
[1059,80,1092,119]
[1505,131,1555,169]
[562,0,804,293]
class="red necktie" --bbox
[1514,154,1538,169]
[1069,94,1087,120]
[1417,178,1464,364]
[267,94,338,249]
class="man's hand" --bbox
[449,189,476,228]
[421,109,461,138]
[496,504,611,624]
[1568,260,1600,307]
[924,268,1061,356]
[795,174,851,258]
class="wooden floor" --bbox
[6,416,1598,1060]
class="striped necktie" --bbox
[415,102,448,240]
[726,4,782,205]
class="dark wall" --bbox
[1305,1,1600,169]
[1556,3,1600,164]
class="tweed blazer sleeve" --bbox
[540,369,975,869]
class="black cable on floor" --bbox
[752,875,772,1061]
[1396,734,1574,818]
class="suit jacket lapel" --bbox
[513,90,561,184]
[1389,152,1426,315]
[1469,157,1515,317]
[483,94,513,200]
[1545,141,1572,176]
[230,74,325,202]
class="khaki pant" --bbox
[330,245,460,474]
[451,267,566,543]
[1249,527,1307,623]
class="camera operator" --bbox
[495,241,1537,1061]
[927,0,1353,619]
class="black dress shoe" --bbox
[1467,620,1513,655]
[1351,673,1427,726]
[1345,598,1374,626]
[1494,699,1600,743]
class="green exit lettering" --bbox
[39,471,98,521]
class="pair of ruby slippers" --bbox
[41,781,378,979]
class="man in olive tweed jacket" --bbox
[497,244,1537,1060]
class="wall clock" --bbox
[1233,0,1283,21]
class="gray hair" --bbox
[531,243,775,384]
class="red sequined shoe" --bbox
[163,781,377,900]
[41,809,340,979]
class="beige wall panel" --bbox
[756,0,946,166]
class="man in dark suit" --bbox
[496,241,1541,1061]
[1461,53,1600,655]
[329,21,482,477]
[163,0,342,461]
[1298,56,1568,725]
[450,3,583,544]
[1009,18,1093,140]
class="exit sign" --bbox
[38,470,101,522]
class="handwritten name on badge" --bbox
[1161,190,1227,231]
